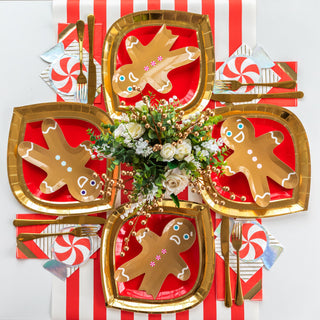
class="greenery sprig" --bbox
[89,95,228,214]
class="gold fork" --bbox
[215,79,296,91]
[75,20,88,103]
[17,226,99,242]
[231,221,244,306]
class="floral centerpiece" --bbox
[89,94,228,218]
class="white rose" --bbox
[217,137,224,147]
[174,139,192,161]
[126,122,145,139]
[160,143,176,161]
[163,168,189,196]
[184,154,194,163]
[113,123,126,138]
[135,101,145,112]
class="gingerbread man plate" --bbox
[7,102,118,215]
[102,10,214,118]
[100,200,214,313]
[201,104,310,218]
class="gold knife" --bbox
[221,216,232,307]
[212,91,304,103]
[13,215,105,227]
[87,14,96,105]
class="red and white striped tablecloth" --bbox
[51,1,259,319]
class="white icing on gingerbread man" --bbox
[112,24,200,98]
[18,118,102,202]
[114,218,196,299]
[220,116,298,207]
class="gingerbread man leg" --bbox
[166,47,200,69]
[18,141,50,171]
[139,271,167,299]
[40,173,66,194]
[150,25,178,51]
[247,174,271,207]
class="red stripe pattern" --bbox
[52,1,259,319]
[229,0,242,55]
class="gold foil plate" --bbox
[7,102,118,215]
[201,104,310,218]
[102,10,214,118]
[100,200,215,313]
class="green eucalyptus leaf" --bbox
[167,161,178,169]
[170,193,180,208]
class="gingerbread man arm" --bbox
[136,229,160,249]
[125,36,146,63]
[223,153,240,176]
[75,140,94,165]
[18,141,50,171]
[258,131,284,148]
[170,256,190,281]
[114,253,148,282]
[267,154,298,189]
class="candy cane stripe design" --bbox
[53,232,91,266]
[238,223,268,260]
[50,56,87,95]
[222,56,260,93]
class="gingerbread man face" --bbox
[18,118,102,202]
[115,217,196,299]
[221,116,253,150]
[162,218,196,252]
[112,25,200,98]
[72,169,102,202]
[220,116,298,207]
[112,64,146,98]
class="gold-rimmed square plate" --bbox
[100,200,214,313]
[102,10,214,118]
[7,102,118,215]
[201,104,310,218]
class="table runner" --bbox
[50,0,259,319]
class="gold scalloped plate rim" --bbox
[100,200,215,313]
[7,102,118,215]
[102,10,214,118]
[201,103,311,218]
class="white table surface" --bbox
[0,0,319,319]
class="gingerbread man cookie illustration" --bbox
[114,218,196,299]
[112,24,200,98]
[220,116,298,207]
[18,118,102,202]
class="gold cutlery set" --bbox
[221,217,244,307]
[75,15,96,104]
[212,79,302,103]
[14,215,105,242]
[14,15,99,243]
